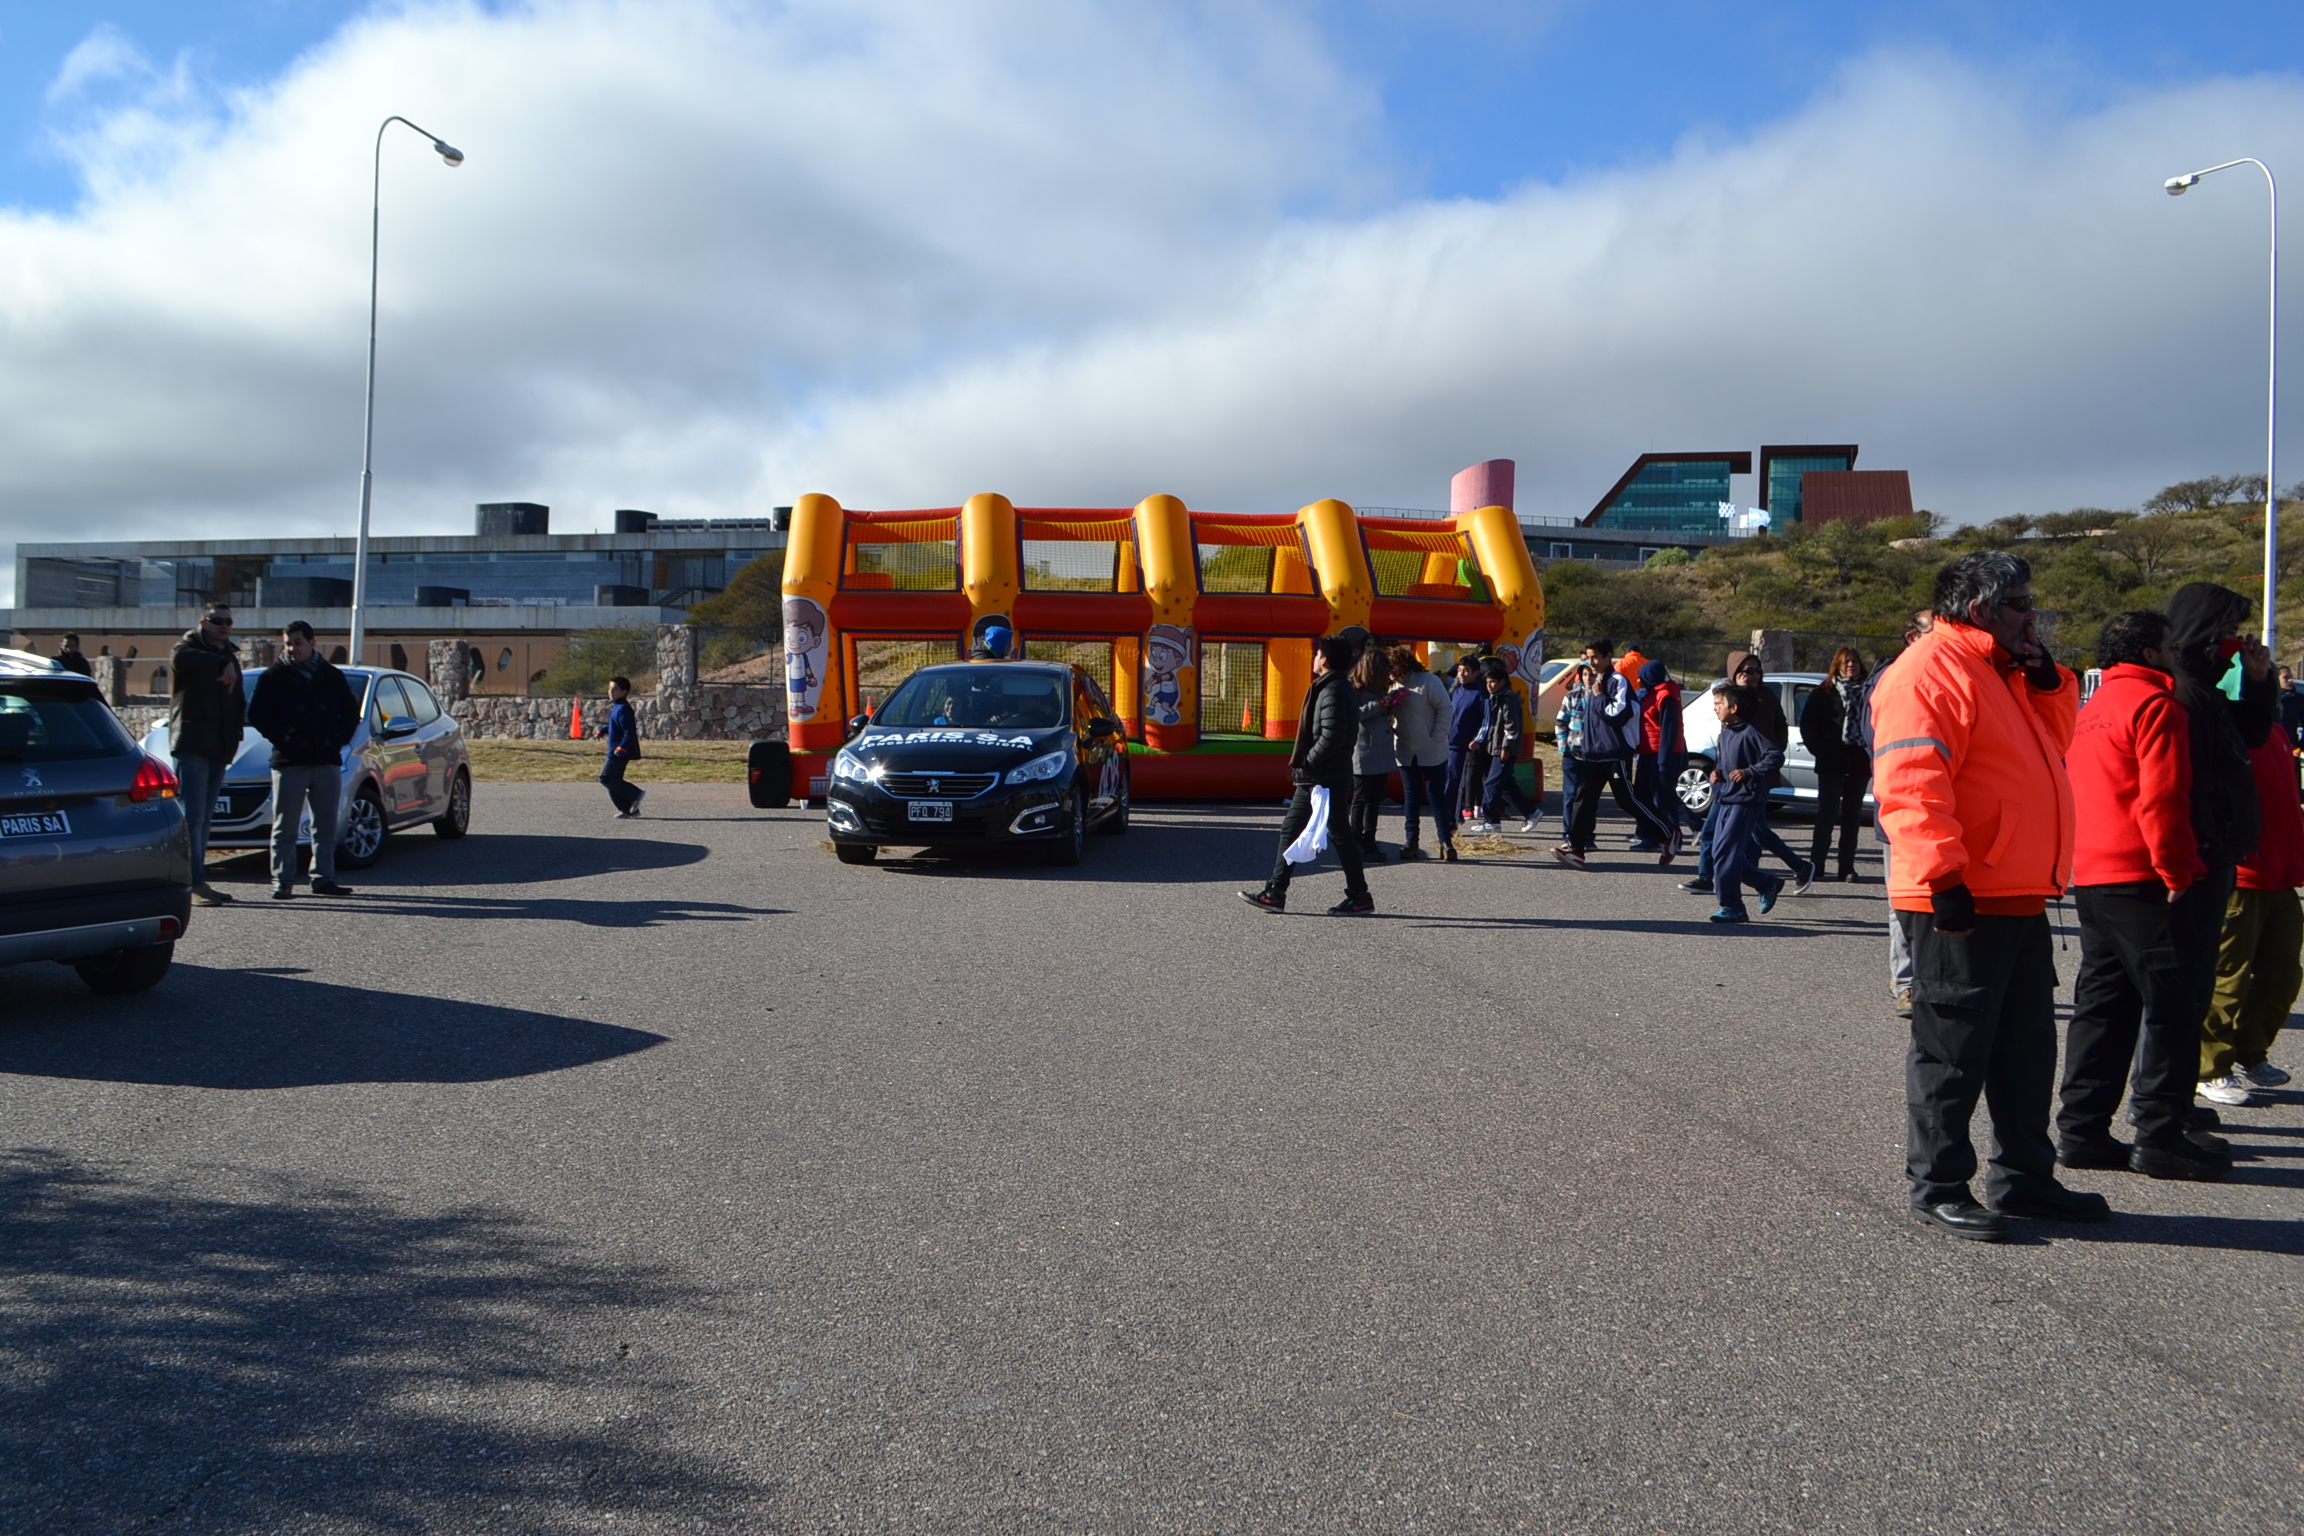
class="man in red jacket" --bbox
[2196,730,2304,1102]
[2055,611,2210,1173]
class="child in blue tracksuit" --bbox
[601,674,645,817]
[1708,684,1784,923]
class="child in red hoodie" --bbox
[2197,732,2304,1102]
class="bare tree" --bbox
[2103,512,2193,582]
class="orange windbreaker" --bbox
[1870,621,2078,913]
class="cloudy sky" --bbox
[0,1,2299,597]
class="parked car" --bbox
[0,648,190,993]
[825,660,1129,865]
[141,666,470,870]
[1677,671,1876,817]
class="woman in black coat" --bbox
[1799,647,1871,881]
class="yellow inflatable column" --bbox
[960,493,1020,652]
[1132,494,1198,749]
[782,494,845,751]
[1464,502,1547,725]
[1263,538,1315,740]
[1301,498,1373,635]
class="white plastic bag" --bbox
[1283,785,1332,865]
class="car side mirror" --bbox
[382,715,419,739]
[1088,716,1121,738]
[845,714,869,740]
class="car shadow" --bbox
[348,892,786,929]
[0,1150,754,1532]
[207,832,709,888]
[865,813,1272,884]
[0,966,664,1089]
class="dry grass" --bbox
[1448,832,1526,858]
[465,738,750,784]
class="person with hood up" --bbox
[1871,550,2105,1240]
[1630,658,1686,854]
[2059,583,2274,1180]
[2196,723,2304,1105]
[169,604,246,907]
[1799,648,1873,882]
[1241,635,1372,915]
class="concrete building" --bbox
[6,504,788,696]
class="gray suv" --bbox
[0,648,190,993]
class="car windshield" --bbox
[875,668,1068,730]
[0,685,136,762]
[247,671,375,716]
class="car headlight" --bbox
[831,750,878,783]
[1004,750,1070,785]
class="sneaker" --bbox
[310,879,355,897]
[1789,861,1816,895]
[2198,1073,2259,1107]
[1238,889,1285,914]
[1627,839,1663,852]
[1327,895,1375,916]
[1517,817,1543,835]
[1678,878,1714,895]
[1756,879,1784,916]
[1552,846,1586,870]
[1464,820,1500,835]
[1708,907,1750,924]
[630,788,646,816]
[1658,845,1676,869]
[1893,988,1913,1019]
[190,884,233,907]
[2239,1061,2292,1088]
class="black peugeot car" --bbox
[825,661,1130,865]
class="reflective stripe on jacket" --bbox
[1869,621,2077,908]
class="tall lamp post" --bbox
[2166,158,2280,651]
[350,116,464,664]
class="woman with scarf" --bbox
[1799,648,1872,881]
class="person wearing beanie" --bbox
[973,625,1014,661]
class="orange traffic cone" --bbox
[1241,704,1254,732]
[569,696,584,739]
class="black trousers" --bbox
[2059,868,2235,1151]
[1265,783,1368,902]
[1902,910,2060,1207]
[1565,755,1673,853]
[1810,764,1869,875]
[1348,771,1388,849]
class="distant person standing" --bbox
[2196,726,2304,1105]
[1241,635,1370,915]
[247,621,362,900]
[601,676,646,817]
[1387,645,1454,863]
[1445,656,1488,834]
[1472,658,1540,834]
[1800,648,1873,882]
[54,633,93,677]
[1872,551,2105,1239]
[1631,659,1686,854]
[1347,646,1401,861]
[169,605,245,907]
[2277,664,2304,750]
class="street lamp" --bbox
[350,116,464,664]
[2165,158,2279,651]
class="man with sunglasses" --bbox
[1871,551,2105,1240]
[168,604,246,906]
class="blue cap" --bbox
[981,625,1012,656]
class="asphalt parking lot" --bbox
[3,782,2299,1534]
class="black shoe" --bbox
[1439,845,1459,862]
[2184,1128,2235,1162]
[1238,889,1285,914]
[1397,844,1428,861]
[2130,1140,2230,1181]
[1789,861,1816,895]
[269,887,294,901]
[1990,1184,2112,1222]
[1678,878,1714,894]
[1911,1199,2005,1242]
[1327,895,1375,916]
[2190,1105,2222,1129]
[310,879,355,897]
[2056,1136,2131,1171]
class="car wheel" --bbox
[1096,767,1130,835]
[432,769,471,839]
[833,841,877,865]
[1046,787,1087,866]
[74,942,174,995]
[337,784,389,869]
[1676,758,1715,816]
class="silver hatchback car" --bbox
[142,666,472,869]
[0,648,191,993]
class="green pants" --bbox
[2200,886,2302,1079]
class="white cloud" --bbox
[0,2,2299,609]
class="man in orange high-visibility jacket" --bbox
[1870,550,2109,1241]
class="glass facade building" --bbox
[1585,453,1753,534]
[1758,445,1858,526]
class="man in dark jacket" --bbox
[2060,583,2274,1181]
[1444,656,1488,830]
[1242,636,1370,915]
[169,605,246,906]
[247,620,362,899]
[1559,640,1674,868]
[54,634,93,677]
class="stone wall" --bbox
[427,626,785,742]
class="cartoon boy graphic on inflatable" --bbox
[1143,624,1193,727]
[783,596,830,722]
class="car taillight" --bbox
[130,756,179,802]
[158,917,182,940]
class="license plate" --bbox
[0,811,68,837]
[215,796,233,815]
[907,800,954,822]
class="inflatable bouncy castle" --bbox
[769,489,1545,801]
